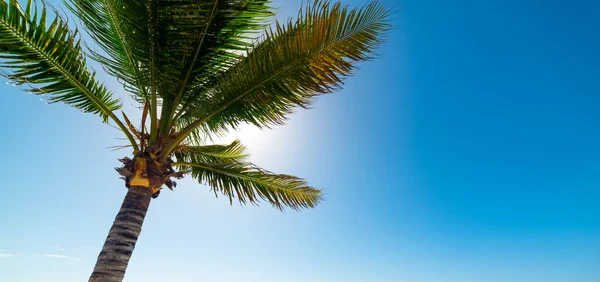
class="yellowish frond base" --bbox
[130,158,150,188]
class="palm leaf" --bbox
[66,0,151,99]
[158,0,273,135]
[174,156,322,210]
[0,0,139,149]
[174,139,248,163]
[167,1,391,155]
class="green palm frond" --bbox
[0,0,121,119]
[66,0,150,99]
[168,1,391,155]
[175,139,248,163]
[174,156,322,210]
[158,0,273,136]
[184,0,272,87]
[0,0,139,150]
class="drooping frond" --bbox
[0,0,140,150]
[174,156,322,210]
[169,1,391,154]
[0,0,123,120]
[66,0,151,99]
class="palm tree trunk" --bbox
[89,186,152,282]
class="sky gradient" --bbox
[1,0,599,281]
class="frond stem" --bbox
[148,0,158,144]
[160,0,220,138]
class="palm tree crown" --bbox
[0,0,391,210]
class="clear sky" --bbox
[1,0,599,281]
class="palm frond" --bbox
[168,1,391,155]
[66,0,151,99]
[174,157,322,210]
[175,139,248,163]
[0,0,139,150]
[158,0,273,135]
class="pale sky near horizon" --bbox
[1,0,599,282]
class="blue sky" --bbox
[1,0,599,281]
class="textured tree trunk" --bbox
[89,186,152,282]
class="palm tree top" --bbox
[0,0,392,210]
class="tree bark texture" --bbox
[89,186,152,282]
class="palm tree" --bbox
[0,0,391,281]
